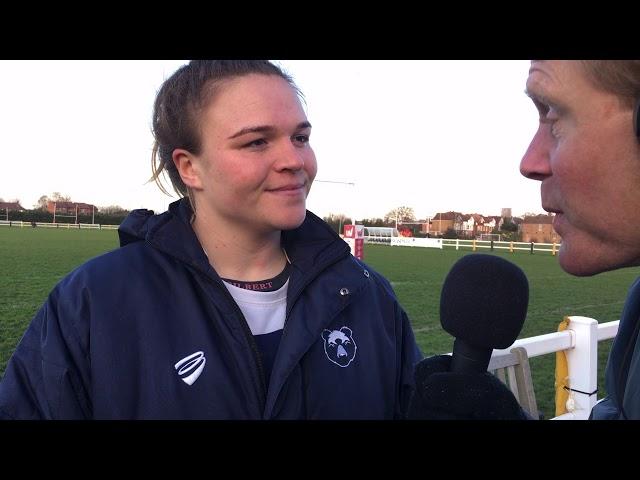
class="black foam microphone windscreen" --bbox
[440,253,529,373]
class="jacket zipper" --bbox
[182,258,268,415]
[268,249,352,416]
[187,245,351,418]
[210,277,268,409]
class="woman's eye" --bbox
[244,138,267,148]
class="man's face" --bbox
[520,60,640,276]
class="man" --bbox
[408,60,640,420]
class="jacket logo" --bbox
[322,327,357,367]
[175,351,206,385]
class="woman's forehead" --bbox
[202,75,307,131]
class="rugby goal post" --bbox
[479,233,501,242]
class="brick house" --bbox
[459,213,499,237]
[428,211,463,236]
[521,214,561,243]
[46,201,96,215]
[0,201,25,212]
[484,215,504,233]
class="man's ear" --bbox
[172,149,203,190]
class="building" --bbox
[428,211,463,236]
[521,214,561,243]
[423,212,503,238]
[0,201,25,212]
[46,201,96,216]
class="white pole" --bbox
[75,204,78,225]
[314,179,356,226]
[352,183,356,226]
[563,316,599,417]
[92,205,95,225]
[53,202,56,223]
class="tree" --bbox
[359,217,390,227]
[34,192,72,210]
[442,227,458,239]
[323,213,350,234]
[51,192,71,202]
[35,195,49,210]
[99,205,129,215]
[501,220,519,232]
[384,206,416,225]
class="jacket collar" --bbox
[118,197,350,279]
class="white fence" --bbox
[488,316,619,420]
[390,237,443,249]
[442,238,559,254]
[0,220,119,230]
[368,236,560,255]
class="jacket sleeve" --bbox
[0,282,92,420]
[395,304,423,419]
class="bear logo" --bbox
[322,326,357,367]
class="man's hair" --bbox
[580,60,640,108]
[150,60,300,198]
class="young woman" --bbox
[0,60,422,419]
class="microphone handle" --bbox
[450,338,493,374]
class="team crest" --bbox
[322,326,357,367]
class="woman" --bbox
[0,60,422,419]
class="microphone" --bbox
[440,254,529,374]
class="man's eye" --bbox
[293,134,310,144]
[533,99,550,120]
[545,105,560,121]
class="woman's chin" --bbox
[275,210,307,231]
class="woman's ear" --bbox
[172,149,203,190]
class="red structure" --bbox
[343,224,364,259]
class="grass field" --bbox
[0,227,120,377]
[2,227,638,419]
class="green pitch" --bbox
[2,228,638,419]
[0,227,119,378]
[364,243,639,419]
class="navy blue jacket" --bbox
[591,277,640,419]
[0,199,422,419]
